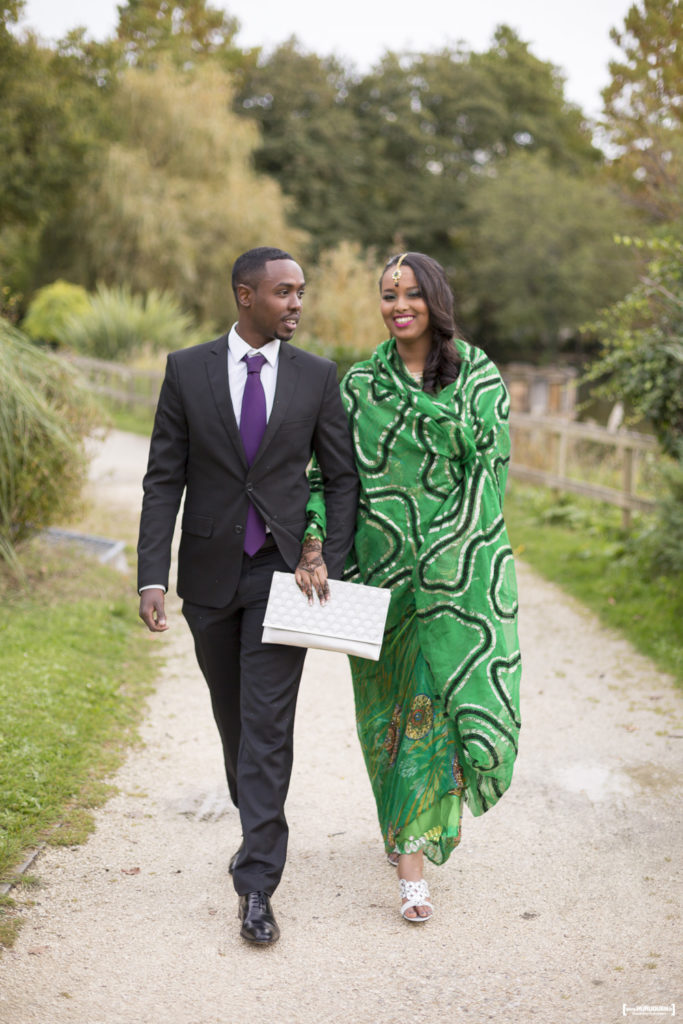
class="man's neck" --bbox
[235,321,271,349]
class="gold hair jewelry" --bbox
[392,253,408,287]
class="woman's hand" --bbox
[294,537,330,605]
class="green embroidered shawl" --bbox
[339,339,521,829]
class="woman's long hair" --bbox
[381,252,462,393]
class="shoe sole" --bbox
[239,927,280,945]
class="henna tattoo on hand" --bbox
[299,537,324,574]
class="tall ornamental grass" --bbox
[0,321,100,570]
[55,283,202,361]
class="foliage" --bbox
[0,321,99,568]
[505,483,682,683]
[465,153,638,360]
[638,454,683,575]
[602,0,683,226]
[297,242,382,370]
[0,13,109,297]
[0,540,157,882]
[233,40,363,255]
[234,28,600,267]
[116,0,244,70]
[583,236,683,456]
[55,283,201,360]
[22,280,90,346]
[64,62,304,326]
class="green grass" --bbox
[0,538,159,901]
[505,483,683,684]
[100,399,154,437]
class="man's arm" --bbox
[310,362,359,579]
[137,355,188,630]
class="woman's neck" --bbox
[395,335,431,375]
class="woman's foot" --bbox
[387,850,399,867]
[397,851,433,921]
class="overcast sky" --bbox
[18,0,635,118]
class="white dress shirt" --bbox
[140,326,280,594]
[228,324,280,423]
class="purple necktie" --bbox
[239,352,268,556]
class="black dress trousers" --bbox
[182,541,307,896]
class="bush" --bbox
[0,321,100,569]
[22,280,90,347]
[637,451,683,576]
[55,283,201,361]
[297,242,382,368]
[583,237,683,457]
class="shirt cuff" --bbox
[139,584,167,593]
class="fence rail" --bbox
[68,356,660,528]
[509,413,658,527]
[68,354,162,410]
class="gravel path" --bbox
[0,430,680,1024]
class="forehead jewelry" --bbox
[391,253,408,287]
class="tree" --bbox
[602,0,683,225]
[61,62,305,326]
[115,0,243,69]
[233,39,365,253]
[0,10,111,298]
[583,236,683,456]
[234,28,602,269]
[584,235,683,575]
[464,153,638,361]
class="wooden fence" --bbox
[68,355,659,528]
[509,413,658,527]
[68,354,162,410]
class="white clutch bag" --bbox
[262,571,391,661]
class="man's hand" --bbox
[294,537,330,606]
[139,588,169,632]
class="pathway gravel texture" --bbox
[0,430,680,1024]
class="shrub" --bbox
[22,280,90,347]
[583,237,683,457]
[0,321,100,569]
[637,450,683,577]
[297,242,382,369]
[55,283,200,361]
[583,236,683,578]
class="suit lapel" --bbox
[253,344,298,465]
[205,334,247,469]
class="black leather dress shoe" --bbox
[228,842,243,875]
[238,891,280,945]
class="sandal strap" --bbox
[399,878,431,904]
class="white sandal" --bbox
[399,878,433,922]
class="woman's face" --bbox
[380,265,431,349]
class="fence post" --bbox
[556,424,568,479]
[622,445,634,530]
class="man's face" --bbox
[245,259,306,344]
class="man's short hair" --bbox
[231,247,295,301]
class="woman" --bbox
[333,252,522,922]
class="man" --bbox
[137,247,358,945]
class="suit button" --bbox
[234,525,243,535]
[246,483,254,493]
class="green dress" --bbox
[311,338,522,865]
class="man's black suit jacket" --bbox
[137,333,358,608]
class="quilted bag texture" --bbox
[262,571,391,660]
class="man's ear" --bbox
[236,283,252,308]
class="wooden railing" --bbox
[67,354,163,410]
[509,413,658,527]
[68,356,659,528]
